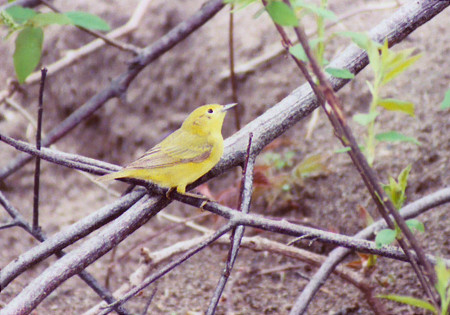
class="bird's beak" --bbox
[222,103,238,111]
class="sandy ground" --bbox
[0,0,449,314]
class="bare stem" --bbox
[32,68,47,233]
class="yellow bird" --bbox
[98,103,237,195]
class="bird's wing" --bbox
[125,130,212,170]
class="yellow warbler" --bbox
[98,103,237,194]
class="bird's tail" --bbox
[96,171,121,182]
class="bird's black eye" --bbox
[208,108,213,114]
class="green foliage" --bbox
[342,35,421,165]
[1,6,110,83]
[5,6,36,23]
[441,89,450,110]
[13,27,43,83]
[334,146,352,153]
[353,111,379,126]
[289,44,307,62]
[375,228,396,248]
[263,151,295,171]
[291,0,337,21]
[382,164,411,210]
[292,154,328,178]
[29,12,72,27]
[435,258,450,315]
[339,31,374,51]
[65,11,111,31]
[376,165,424,248]
[223,0,257,11]
[377,98,415,117]
[377,294,436,313]
[325,67,354,79]
[405,219,424,233]
[375,131,420,146]
[265,1,298,27]
[378,258,450,314]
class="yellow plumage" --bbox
[97,103,236,194]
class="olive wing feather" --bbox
[125,130,213,170]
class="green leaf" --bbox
[13,26,43,83]
[366,80,375,96]
[292,1,336,20]
[265,1,298,27]
[383,178,401,210]
[224,0,257,11]
[375,229,396,248]
[397,164,411,193]
[378,98,415,117]
[325,67,354,79]
[375,131,420,145]
[377,294,436,312]
[335,146,352,153]
[29,12,73,27]
[338,31,371,50]
[289,44,307,62]
[435,258,450,315]
[382,53,421,85]
[292,154,328,178]
[0,10,20,33]
[65,11,110,31]
[405,219,424,233]
[308,7,336,20]
[367,40,381,76]
[441,89,450,110]
[335,145,365,153]
[353,111,379,126]
[5,6,37,24]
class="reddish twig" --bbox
[32,68,47,233]
[228,4,241,130]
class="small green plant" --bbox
[375,165,425,248]
[268,0,354,80]
[0,6,110,83]
[441,89,450,110]
[340,33,421,165]
[378,258,450,314]
[257,150,328,208]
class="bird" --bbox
[97,103,237,197]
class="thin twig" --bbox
[116,211,212,262]
[99,223,235,315]
[207,133,255,314]
[228,4,241,130]
[140,286,157,315]
[32,68,47,233]
[0,220,21,230]
[39,0,140,54]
